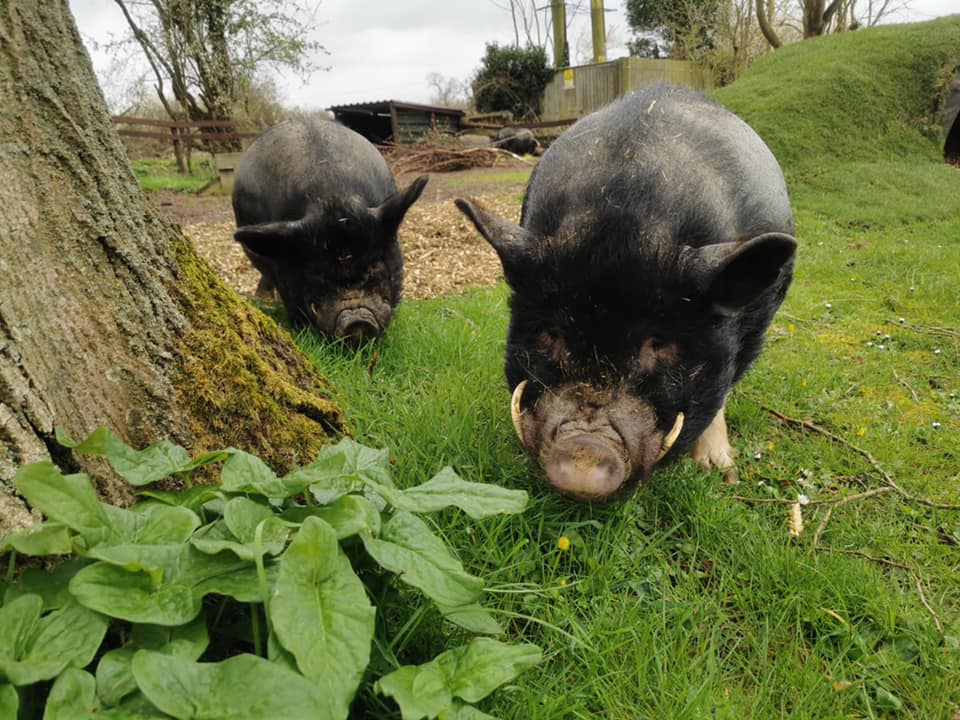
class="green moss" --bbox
[169,235,348,472]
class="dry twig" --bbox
[817,546,943,634]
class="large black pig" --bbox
[456,85,796,502]
[232,119,427,342]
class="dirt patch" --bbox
[157,161,529,301]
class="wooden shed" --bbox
[328,100,464,144]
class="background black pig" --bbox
[232,119,427,343]
[494,127,540,156]
[456,84,796,502]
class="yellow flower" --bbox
[788,323,796,333]
[856,427,866,437]
[557,536,571,552]
[766,441,775,451]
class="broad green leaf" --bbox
[436,603,502,635]
[438,638,542,703]
[283,495,382,539]
[0,684,17,718]
[174,449,232,474]
[56,426,194,486]
[70,545,259,624]
[376,638,542,719]
[13,463,109,542]
[190,516,290,561]
[4,558,88,610]
[45,669,166,719]
[0,594,43,664]
[299,437,398,505]
[1,598,109,686]
[361,511,483,608]
[271,517,375,719]
[0,521,72,556]
[397,467,528,519]
[443,703,497,720]
[132,650,335,719]
[97,617,208,707]
[376,664,450,720]
[43,668,97,720]
[219,450,291,497]
[137,484,224,511]
[101,503,201,546]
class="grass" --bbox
[131,156,219,193]
[287,16,960,719]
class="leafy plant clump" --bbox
[0,428,541,719]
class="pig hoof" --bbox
[691,440,737,475]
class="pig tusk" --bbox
[656,412,684,462]
[510,380,528,444]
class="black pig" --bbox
[456,85,796,502]
[232,119,427,342]
[494,127,540,156]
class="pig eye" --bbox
[639,337,680,374]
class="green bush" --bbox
[472,44,554,122]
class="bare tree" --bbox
[0,0,345,531]
[426,72,471,108]
[112,0,323,162]
[758,0,906,47]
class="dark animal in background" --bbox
[232,119,427,343]
[494,127,540,156]
[457,84,796,502]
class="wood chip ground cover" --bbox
[157,164,527,301]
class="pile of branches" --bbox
[381,140,530,175]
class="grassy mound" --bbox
[715,15,960,179]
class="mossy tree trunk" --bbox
[0,1,346,531]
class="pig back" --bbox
[521,85,794,245]
[233,119,397,226]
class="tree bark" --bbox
[0,0,346,531]
[755,0,782,48]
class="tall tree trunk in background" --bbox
[0,0,346,531]
[755,0,782,48]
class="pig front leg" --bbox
[691,398,738,482]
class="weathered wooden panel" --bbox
[541,58,713,123]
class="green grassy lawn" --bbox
[293,16,960,719]
[131,156,219,193]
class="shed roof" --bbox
[328,99,465,144]
[328,99,465,117]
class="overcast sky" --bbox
[69,0,959,112]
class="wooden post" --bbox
[591,0,606,63]
[551,0,567,68]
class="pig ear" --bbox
[234,219,305,257]
[686,232,797,316]
[373,175,428,234]
[454,198,535,273]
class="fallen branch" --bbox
[753,400,960,511]
[816,546,943,634]
[887,319,960,340]
[382,142,532,174]
[729,396,958,636]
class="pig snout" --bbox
[511,380,686,501]
[541,432,630,502]
[334,307,380,344]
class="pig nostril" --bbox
[334,307,379,342]
[541,434,629,502]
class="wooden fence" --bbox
[540,57,714,123]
